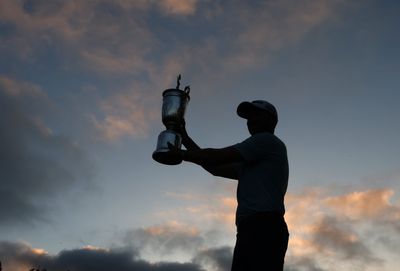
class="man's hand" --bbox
[177,119,201,151]
[167,142,185,160]
[177,119,188,138]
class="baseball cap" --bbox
[237,100,278,121]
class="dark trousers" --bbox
[231,212,289,271]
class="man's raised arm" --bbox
[179,124,243,180]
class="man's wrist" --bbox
[181,150,188,161]
[180,129,189,139]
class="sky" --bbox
[1,0,400,270]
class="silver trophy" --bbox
[152,75,190,165]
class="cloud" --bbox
[0,239,234,271]
[160,188,237,232]
[2,184,400,270]
[193,246,233,271]
[160,186,400,270]
[0,76,92,227]
[0,76,46,98]
[284,256,327,271]
[284,187,400,270]
[157,0,198,16]
[91,88,158,140]
[196,0,348,72]
[324,189,400,221]
[0,0,197,74]
[83,0,349,139]
[310,216,380,264]
[0,0,350,139]
[322,188,400,241]
[125,221,204,262]
[121,217,234,270]
[0,0,155,74]
[0,241,204,271]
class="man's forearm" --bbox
[182,148,221,167]
[182,147,243,167]
[178,128,244,169]
[181,130,201,151]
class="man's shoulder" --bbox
[251,133,287,152]
[250,132,284,144]
[235,132,287,161]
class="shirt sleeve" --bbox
[233,133,276,162]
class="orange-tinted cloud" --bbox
[157,0,198,16]
[0,76,46,98]
[162,189,237,231]
[160,186,399,270]
[91,88,158,140]
[2,187,399,270]
[0,1,351,140]
[143,220,200,237]
[218,0,347,70]
[324,189,400,220]
[0,0,346,76]
[284,187,399,269]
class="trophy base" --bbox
[153,129,182,165]
[152,150,182,165]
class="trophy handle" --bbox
[184,85,190,95]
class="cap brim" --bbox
[237,101,258,119]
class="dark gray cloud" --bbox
[126,225,205,258]
[0,77,93,227]
[310,216,382,265]
[0,0,351,141]
[284,256,327,271]
[0,241,204,271]
[367,218,400,254]
[193,246,233,271]
[0,0,348,80]
[0,240,334,271]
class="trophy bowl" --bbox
[162,88,190,128]
[152,130,182,165]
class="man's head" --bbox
[237,100,278,135]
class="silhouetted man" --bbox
[170,100,289,271]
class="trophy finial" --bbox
[176,74,181,89]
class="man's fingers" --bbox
[167,142,177,150]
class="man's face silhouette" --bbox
[246,110,272,135]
